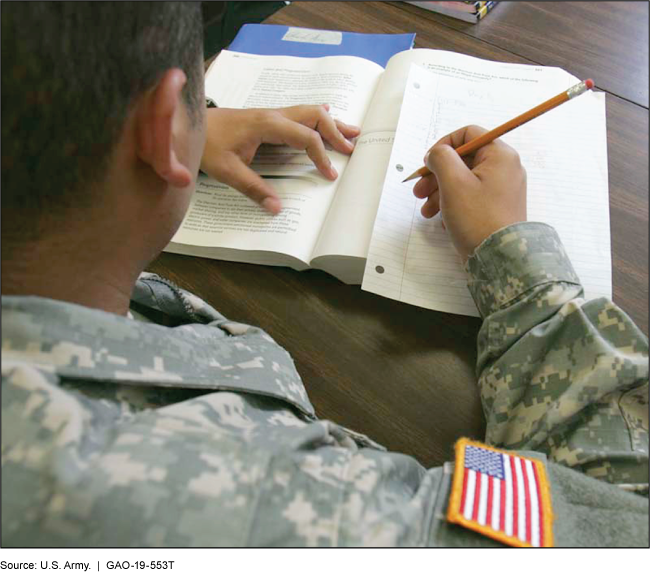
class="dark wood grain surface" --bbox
[396,1,649,107]
[148,2,648,469]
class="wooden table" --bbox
[148,1,649,469]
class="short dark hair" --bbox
[1,1,207,237]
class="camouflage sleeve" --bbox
[466,222,649,491]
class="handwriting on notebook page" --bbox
[362,63,610,316]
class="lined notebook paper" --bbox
[362,63,611,316]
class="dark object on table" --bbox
[202,1,287,58]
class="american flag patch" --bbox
[447,439,554,547]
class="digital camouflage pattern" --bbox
[466,222,649,491]
[2,223,648,547]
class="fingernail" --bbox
[329,165,338,179]
[262,197,281,214]
[424,151,432,169]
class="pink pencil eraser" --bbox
[585,79,594,89]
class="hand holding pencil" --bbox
[413,124,529,262]
[403,79,595,183]
[409,78,595,262]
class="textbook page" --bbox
[167,174,338,267]
[362,63,611,316]
[205,50,383,180]
[172,51,385,268]
[310,51,465,276]
[311,49,556,280]
[309,131,395,282]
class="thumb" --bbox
[425,144,473,191]
[214,155,282,215]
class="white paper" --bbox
[205,51,383,179]
[362,63,611,316]
[169,175,338,265]
[186,50,386,269]
[282,27,343,45]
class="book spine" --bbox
[475,1,497,20]
[405,1,497,22]
[413,2,484,14]
[468,1,490,11]
[455,1,491,13]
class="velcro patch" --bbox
[447,438,554,547]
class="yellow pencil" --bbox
[402,78,595,183]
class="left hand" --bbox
[200,104,360,214]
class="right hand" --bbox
[412,125,527,262]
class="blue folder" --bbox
[228,24,415,68]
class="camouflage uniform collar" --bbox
[1,275,316,418]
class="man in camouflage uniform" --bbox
[2,2,648,547]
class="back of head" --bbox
[1,1,211,243]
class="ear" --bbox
[135,68,193,188]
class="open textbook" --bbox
[165,49,610,316]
